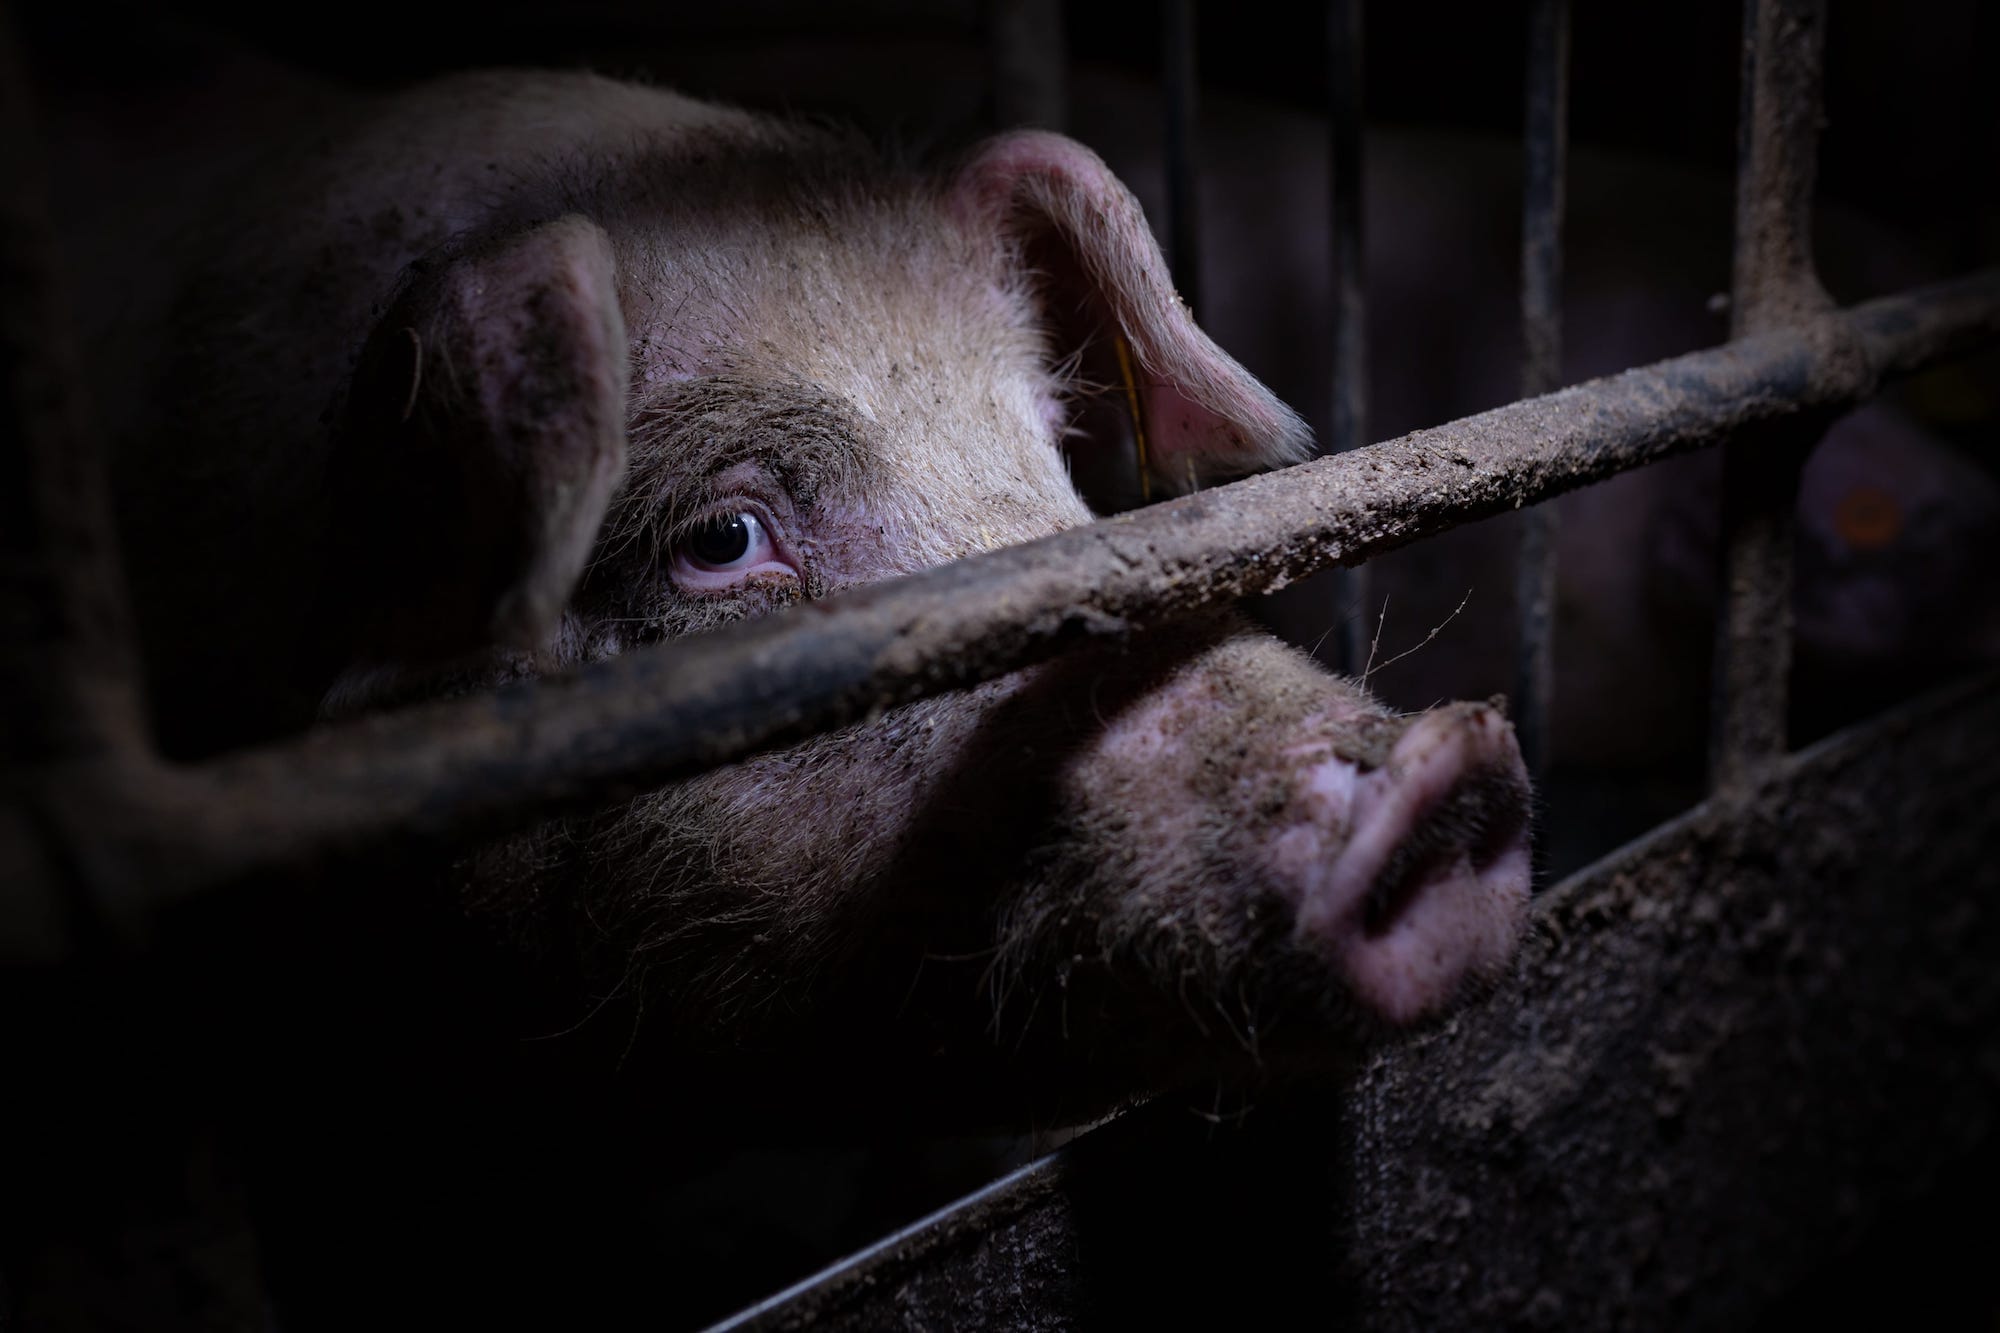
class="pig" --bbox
[53,64,1533,1110]
[21,54,1536,1327]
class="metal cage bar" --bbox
[1512,0,1570,789]
[0,13,145,767]
[1709,0,1833,791]
[0,12,157,959]
[1326,0,1370,675]
[1161,0,1202,315]
[984,0,1068,131]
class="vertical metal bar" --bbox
[0,13,146,763]
[1327,0,1369,676]
[1513,0,1569,791]
[985,0,1069,131]
[1710,0,1832,793]
[1161,0,1202,317]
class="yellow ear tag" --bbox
[1113,333,1153,504]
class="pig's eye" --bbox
[670,509,794,590]
[688,513,760,566]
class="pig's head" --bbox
[306,98,1532,1126]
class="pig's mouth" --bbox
[1288,704,1534,1026]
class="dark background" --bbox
[26,0,1994,253]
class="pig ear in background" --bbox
[330,215,629,664]
[953,131,1312,493]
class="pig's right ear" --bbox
[951,131,1312,492]
[329,215,629,664]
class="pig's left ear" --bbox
[951,131,1312,488]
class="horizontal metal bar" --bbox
[711,668,2000,1329]
[33,267,2000,929]
[705,1152,1067,1333]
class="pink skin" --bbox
[1275,707,1532,1025]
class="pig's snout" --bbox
[1274,703,1531,1025]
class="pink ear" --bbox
[333,215,629,661]
[952,131,1311,485]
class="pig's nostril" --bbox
[1360,847,1454,937]
[1471,790,1532,872]
[1356,770,1530,941]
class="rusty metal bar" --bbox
[709,669,2000,1329]
[707,1153,1067,1333]
[25,268,1998,938]
[1327,0,1369,674]
[0,13,145,764]
[1710,0,1833,792]
[1160,0,1201,316]
[0,12,153,961]
[1512,0,1569,790]
[983,0,1068,131]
